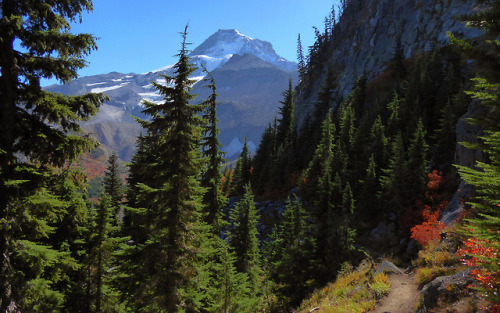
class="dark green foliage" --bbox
[297,34,307,83]
[266,196,316,309]
[252,80,300,198]
[227,185,262,294]
[86,195,125,313]
[200,68,227,232]
[0,1,107,311]
[406,119,429,200]
[203,238,256,313]
[232,138,252,196]
[379,132,408,210]
[276,79,296,148]
[119,26,207,312]
[313,65,337,129]
[453,2,500,306]
[103,152,123,222]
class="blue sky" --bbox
[46,0,338,85]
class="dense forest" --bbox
[0,0,498,312]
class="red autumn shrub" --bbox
[458,236,500,312]
[410,201,447,247]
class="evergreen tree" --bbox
[232,139,252,196]
[266,196,316,309]
[406,119,429,201]
[200,68,227,232]
[339,182,356,257]
[297,34,307,83]
[119,26,207,312]
[313,65,337,128]
[251,124,278,196]
[205,239,255,313]
[87,195,125,313]
[276,78,296,147]
[227,185,262,295]
[386,92,403,136]
[103,152,123,223]
[379,132,408,211]
[0,1,106,310]
[452,2,500,307]
[358,154,381,219]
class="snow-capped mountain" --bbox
[45,29,298,161]
[190,29,296,72]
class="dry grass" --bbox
[413,239,463,286]
[295,260,385,313]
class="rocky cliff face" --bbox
[295,0,483,126]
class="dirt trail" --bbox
[371,271,420,313]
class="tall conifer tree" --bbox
[200,68,227,232]
[103,152,123,223]
[119,26,206,312]
[227,185,262,296]
[0,1,106,310]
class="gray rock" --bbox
[418,269,474,312]
[370,221,396,240]
[375,260,404,275]
[441,180,470,225]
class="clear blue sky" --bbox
[46,0,338,85]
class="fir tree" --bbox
[276,78,296,148]
[119,26,207,312]
[266,196,316,308]
[232,138,252,196]
[379,132,408,211]
[0,1,106,310]
[406,119,429,201]
[103,152,123,223]
[200,68,227,232]
[297,34,307,83]
[205,239,255,313]
[87,195,125,313]
[227,185,262,295]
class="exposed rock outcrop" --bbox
[295,0,483,126]
[417,268,475,313]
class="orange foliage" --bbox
[402,171,448,245]
[410,202,447,246]
[67,151,108,182]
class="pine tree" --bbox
[297,34,307,83]
[379,132,408,211]
[205,239,255,313]
[0,1,106,311]
[227,185,262,295]
[386,92,403,136]
[87,195,125,313]
[406,119,429,202]
[313,65,337,128]
[251,123,278,196]
[276,78,296,147]
[119,26,206,312]
[103,152,123,223]
[266,196,316,308]
[232,138,252,196]
[339,182,356,257]
[358,154,381,219]
[200,68,227,232]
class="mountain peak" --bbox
[189,29,296,72]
